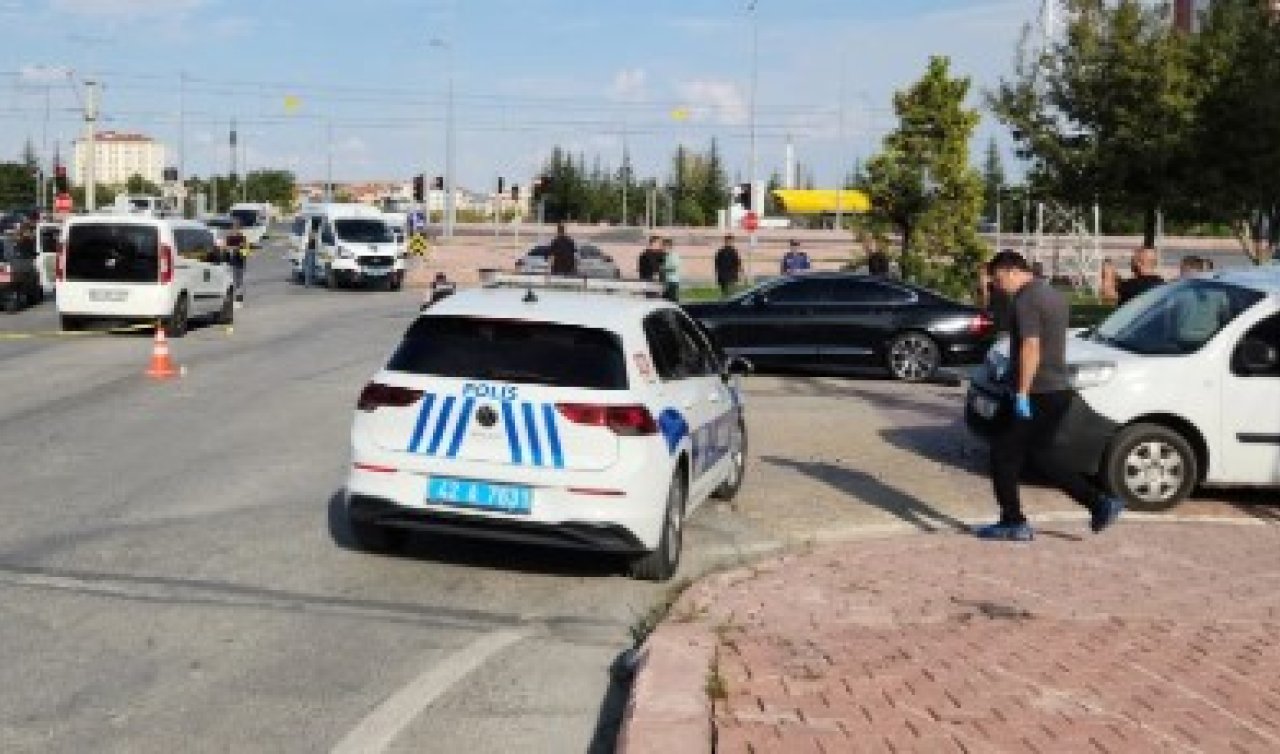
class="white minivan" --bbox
[966,267,1280,510]
[57,215,236,336]
[228,202,273,247]
[288,203,406,290]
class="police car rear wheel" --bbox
[1104,423,1198,512]
[712,421,748,501]
[629,472,686,582]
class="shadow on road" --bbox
[327,491,630,579]
[760,455,968,533]
[879,422,986,475]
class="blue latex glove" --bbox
[1014,393,1032,420]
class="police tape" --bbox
[0,323,235,341]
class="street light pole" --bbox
[747,0,759,282]
[84,79,99,212]
[430,38,457,239]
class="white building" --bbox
[73,131,167,187]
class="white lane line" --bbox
[331,626,531,754]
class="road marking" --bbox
[330,626,531,754]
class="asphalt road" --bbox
[0,242,716,754]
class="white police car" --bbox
[343,274,751,580]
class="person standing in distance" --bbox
[224,220,248,302]
[638,235,663,282]
[1101,246,1164,307]
[548,222,577,276]
[660,237,681,302]
[977,251,1124,541]
[781,239,811,275]
[715,234,743,298]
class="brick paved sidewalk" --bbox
[618,521,1280,754]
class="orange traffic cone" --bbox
[146,322,180,380]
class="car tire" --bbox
[712,419,748,501]
[629,470,686,582]
[1103,423,1198,512]
[3,292,19,314]
[348,514,406,553]
[214,288,235,325]
[60,315,83,332]
[165,294,190,338]
[390,272,404,291]
[327,266,339,290]
[886,331,941,382]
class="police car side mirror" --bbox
[1236,338,1279,375]
[723,355,754,380]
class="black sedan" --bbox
[683,273,995,382]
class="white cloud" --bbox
[18,64,72,83]
[608,68,647,103]
[51,0,203,15]
[675,79,748,126]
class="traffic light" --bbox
[510,184,519,201]
[432,176,444,191]
[412,174,425,201]
[496,176,505,195]
[735,182,752,210]
[54,164,68,194]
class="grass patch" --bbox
[705,657,729,702]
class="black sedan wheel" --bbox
[886,331,940,382]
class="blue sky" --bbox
[2,0,1037,189]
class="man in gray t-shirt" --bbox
[975,251,1123,542]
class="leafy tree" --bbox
[125,174,161,196]
[990,0,1197,247]
[1189,0,1280,263]
[866,56,986,297]
[0,162,38,208]
[243,170,297,212]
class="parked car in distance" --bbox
[515,243,621,279]
[683,272,995,382]
[0,235,44,313]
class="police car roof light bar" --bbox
[479,270,664,298]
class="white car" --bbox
[289,203,406,290]
[514,244,621,279]
[966,267,1280,510]
[343,275,751,580]
[56,214,235,336]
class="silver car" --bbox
[514,243,620,278]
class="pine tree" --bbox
[982,138,1005,225]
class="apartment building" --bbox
[72,131,167,187]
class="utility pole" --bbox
[746,0,760,282]
[178,71,186,215]
[444,56,457,239]
[84,79,100,211]
[325,120,334,204]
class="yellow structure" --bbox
[772,189,871,215]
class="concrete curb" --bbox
[615,622,716,754]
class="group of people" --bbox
[637,235,684,302]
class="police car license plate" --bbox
[971,394,998,420]
[428,477,532,515]
[88,289,128,302]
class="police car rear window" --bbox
[389,316,629,390]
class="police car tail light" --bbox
[556,403,657,436]
[159,243,174,284]
[968,312,994,335]
[357,382,424,412]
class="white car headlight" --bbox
[1070,361,1116,389]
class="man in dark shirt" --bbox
[548,223,577,276]
[714,234,742,298]
[224,221,248,301]
[638,235,663,281]
[977,251,1123,542]
[1102,246,1164,307]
